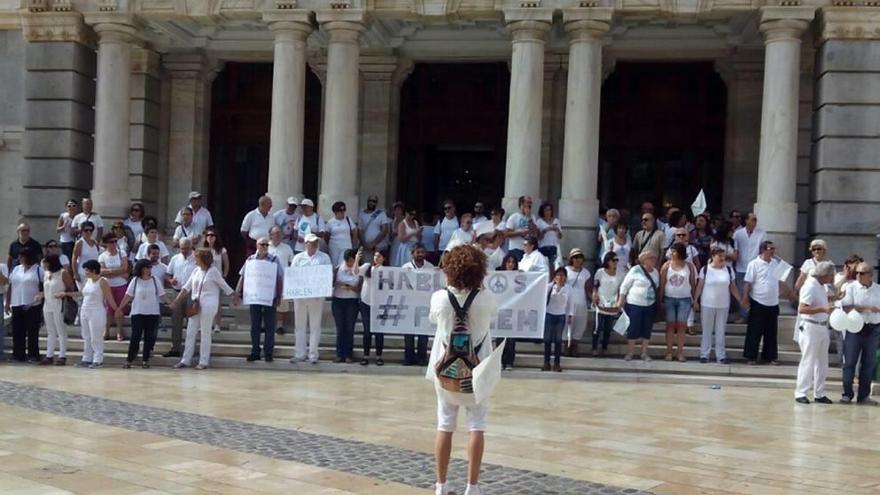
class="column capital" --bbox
[759,6,815,43]
[562,7,613,42]
[21,11,96,47]
[84,13,143,45]
[319,19,366,43]
[263,9,314,42]
[817,6,880,41]
[504,8,553,42]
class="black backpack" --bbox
[435,289,484,394]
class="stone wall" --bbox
[0,30,25,252]
[811,39,880,266]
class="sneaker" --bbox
[840,395,853,404]
[310,359,319,365]
[795,396,810,404]
[464,484,483,495]
[360,358,369,366]
[195,364,208,370]
[623,353,633,362]
[77,361,92,368]
[142,361,150,369]
[435,482,450,495]
[88,362,103,369]
[172,362,188,369]
[641,353,652,362]
[122,362,132,369]
[163,350,181,358]
[857,398,879,406]
[814,396,833,405]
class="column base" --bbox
[319,193,359,220]
[559,197,600,265]
[753,200,798,262]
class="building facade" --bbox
[0,0,878,266]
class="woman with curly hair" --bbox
[428,245,497,495]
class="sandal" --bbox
[623,353,633,361]
[664,354,673,361]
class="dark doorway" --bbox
[208,63,322,266]
[397,63,509,216]
[598,62,726,216]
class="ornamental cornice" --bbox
[817,6,880,40]
[262,8,314,26]
[21,11,96,47]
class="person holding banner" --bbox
[357,250,385,366]
[592,252,624,357]
[171,249,235,370]
[332,249,361,363]
[268,226,294,335]
[618,251,660,361]
[290,233,333,364]
[544,267,573,372]
[402,244,435,366]
[474,222,504,271]
[564,248,591,357]
[234,238,283,362]
[518,236,549,275]
[428,245,498,495]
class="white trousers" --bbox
[43,309,67,358]
[80,308,106,364]
[182,304,218,367]
[294,298,324,361]
[795,321,830,399]
[699,306,728,361]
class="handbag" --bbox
[62,296,78,325]
[185,273,203,317]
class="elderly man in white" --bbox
[839,262,880,405]
[290,233,332,364]
[240,195,275,255]
[794,261,836,404]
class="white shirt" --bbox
[546,283,573,316]
[274,208,301,240]
[150,262,168,289]
[268,241,294,268]
[519,250,548,274]
[123,216,144,241]
[326,217,355,248]
[610,239,632,269]
[58,212,75,243]
[0,263,8,295]
[434,216,460,252]
[665,244,699,264]
[594,268,625,315]
[401,259,435,272]
[291,250,332,267]
[167,253,197,290]
[733,227,766,273]
[699,265,734,308]
[9,264,42,307]
[565,266,591,309]
[72,211,104,232]
[183,266,234,306]
[427,287,497,406]
[620,265,659,307]
[173,222,205,244]
[294,213,326,252]
[799,276,829,323]
[98,250,128,287]
[175,206,213,233]
[536,217,562,248]
[80,277,106,311]
[358,263,376,305]
[42,270,66,313]
[59,254,70,268]
[445,228,473,252]
[505,212,533,251]
[240,208,276,242]
[125,276,164,315]
[135,240,170,261]
[840,280,880,324]
[484,247,505,271]
[745,256,780,307]
[334,264,361,299]
[663,263,693,299]
[358,209,391,250]
[800,257,837,276]
[237,254,284,305]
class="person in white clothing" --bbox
[609,223,632,271]
[592,252,625,357]
[290,233,333,363]
[293,198,326,253]
[518,236,548,275]
[536,203,563,266]
[173,207,205,249]
[325,201,359,268]
[172,249,235,370]
[71,198,104,241]
[394,207,422,266]
[163,239,198,357]
[123,202,146,251]
[428,245,497,495]
[357,250,386,366]
[618,251,660,361]
[504,195,537,261]
[444,213,474,253]
[99,233,130,341]
[693,247,741,364]
[544,267,573,372]
[742,241,797,365]
[201,227,229,334]
[44,241,71,275]
[40,254,74,365]
[564,248,591,356]
[665,228,701,271]
[659,243,696,362]
[57,199,79,259]
[69,260,119,368]
[794,261,836,404]
[331,249,361,363]
[402,245,435,365]
[795,239,835,291]
[434,201,460,254]
[71,221,100,288]
[274,196,301,250]
[473,222,504,270]
[839,262,880,405]
[116,259,167,368]
[134,226,170,264]
[358,194,391,263]
[240,195,275,254]
[597,208,624,264]
[174,191,214,233]
[732,212,766,320]
[472,202,488,225]
[268,226,294,335]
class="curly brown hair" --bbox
[442,245,487,291]
[194,248,214,269]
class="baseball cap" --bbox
[188,191,202,199]
[287,196,299,205]
[304,233,320,243]
[300,198,315,207]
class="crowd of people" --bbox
[1,192,877,405]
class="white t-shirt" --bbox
[294,214,326,252]
[519,250,548,274]
[175,206,213,233]
[240,208,276,242]
[840,281,880,324]
[434,216,460,252]
[123,216,144,241]
[798,276,829,323]
[183,266,234,306]
[665,244,699,264]
[268,241,294,268]
[505,212,533,251]
[167,253,197,290]
[744,257,780,307]
[173,223,205,244]
[620,265,659,307]
[291,250,332,267]
[733,228,766,273]
[536,217,561,248]
[8,264,42,307]
[125,276,164,315]
[401,259,435,272]
[445,228,473,251]
[326,217,355,248]
[72,211,104,232]
[800,257,837,276]
[150,262,168,289]
[594,268,625,315]
[663,263,693,299]
[58,212,75,243]
[699,265,734,308]
[135,240,170,261]
[333,264,361,299]
[710,240,736,267]
[98,251,128,287]
[358,263,375,305]
[274,208,301,240]
[565,266,591,309]
[546,283,573,316]
[0,263,8,295]
[358,209,391,250]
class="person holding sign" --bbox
[290,233,333,364]
[402,244,436,366]
[234,237,283,363]
[741,241,797,366]
[428,245,498,495]
[332,249,361,363]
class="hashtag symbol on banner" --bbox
[377,295,408,327]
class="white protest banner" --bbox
[370,267,546,338]
[242,259,279,306]
[283,264,333,300]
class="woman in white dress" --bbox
[394,207,421,267]
[40,254,74,365]
[172,249,234,370]
[202,227,229,334]
[564,248,591,356]
[326,201,358,268]
[536,203,563,267]
[71,221,100,290]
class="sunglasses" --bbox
[676,233,687,237]
[258,243,269,247]
[47,244,58,249]
[811,247,825,251]
[206,233,216,237]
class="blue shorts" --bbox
[664,297,692,324]
[625,303,655,340]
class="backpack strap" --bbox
[447,289,479,320]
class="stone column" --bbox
[501,9,553,215]
[129,47,162,214]
[316,10,364,214]
[559,8,612,261]
[753,6,815,261]
[86,14,138,221]
[264,10,313,208]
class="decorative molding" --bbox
[21,11,96,47]
[163,50,224,82]
[0,126,24,152]
[759,6,816,42]
[131,47,161,78]
[818,6,880,40]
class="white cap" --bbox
[188,191,202,199]
[300,198,315,207]
[304,233,320,243]
[287,196,299,205]
[474,221,495,240]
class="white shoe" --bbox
[435,482,450,495]
[463,484,482,495]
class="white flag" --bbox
[691,189,707,217]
